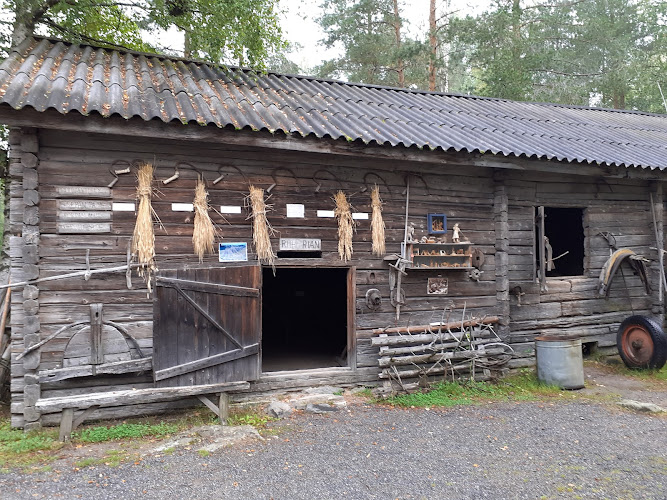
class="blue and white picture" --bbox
[218,242,248,262]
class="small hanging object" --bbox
[334,190,356,262]
[162,166,180,185]
[192,177,217,263]
[370,185,386,256]
[132,162,158,293]
[247,185,275,266]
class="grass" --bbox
[227,408,275,428]
[74,421,179,443]
[384,370,563,408]
[585,357,667,384]
[0,419,62,471]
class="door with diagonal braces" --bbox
[153,266,261,387]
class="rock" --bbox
[304,386,343,395]
[148,424,262,455]
[289,394,346,410]
[617,400,666,413]
[267,401,292,419]
[305,403,340,414]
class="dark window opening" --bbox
[262,267,348,372]
[537,207,585,277]
[276,251,322,258]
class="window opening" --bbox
[536,207,584,279]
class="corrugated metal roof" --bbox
[1,37,667,170]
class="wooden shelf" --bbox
[406,242,473,270]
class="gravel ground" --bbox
[2,399,666,500]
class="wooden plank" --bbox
[219,393,229,424]
[36,380,251,412]
[156,276,259,297]
[39,358,153,383]
[153,344,259,381]
[90,304,103,365]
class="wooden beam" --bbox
[153,344,259,381]
[196,395,220,417]
[39,357,153,383]
[156,276,259,297]
[90,304,103,365]
[372,316,499,338]
[59,409,73,442]
[218,393,229,424]
[36,380,251,412]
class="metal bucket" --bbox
[535,335,584,390]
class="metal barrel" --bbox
[535,335,585,390]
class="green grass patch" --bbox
[74,421,179,443]
[385,371,562,408]
[227,410,274,428]
[0,419,62,469]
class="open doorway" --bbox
[262,267,349,372]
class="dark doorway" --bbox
[262,267,349,372]
[537,207,585,277]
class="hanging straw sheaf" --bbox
[370,185,386,256]
[247,185,275,266]
[334,190,356,262]
[192,177,217,263]
[132,162,158,293]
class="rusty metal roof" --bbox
[2,37,667,170]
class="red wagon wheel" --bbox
[616,316,667,370]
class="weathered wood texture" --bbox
[506,171,660,348]
[10,129,501,426]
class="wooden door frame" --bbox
[261,264,357,371]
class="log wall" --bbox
[8,127,664,427]
[10,129,499,427]
[505,171,661,366]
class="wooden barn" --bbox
[1,37,667,431]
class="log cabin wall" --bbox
[10,128,501,427]
[505,171,662,367]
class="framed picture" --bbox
[218,242,248,262]
[428,213,447,234]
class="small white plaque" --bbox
[172,203,194,212]
[58,211,111,221]
[352,212,369,220]
[219,242,248,262]
[279,238,321,251]
[57,222,111,234]
[112,202,135,212]
[317,210,335,218]
[286,204,305,218]
[220,205,242,214]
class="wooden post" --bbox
[90,304,103,365]
[218,392,229,425]
[494,172,510,338]
[59,409,74,442]
[651,183,665,326]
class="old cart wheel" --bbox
[616,315,667,370]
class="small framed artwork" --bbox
[428,213,447,234]
[427,277,449,295]
[219,242,248,262]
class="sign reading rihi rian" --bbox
[279,238,322,251]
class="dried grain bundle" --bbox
[247,185,275,266]
[192,178,217,262]
[370,185,386,256]
[334,190,356,262]
[132,162,158,292]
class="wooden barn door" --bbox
[153,266,261,387]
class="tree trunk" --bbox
[184,31,192,59]
[11,0,61,47]
[428,0,437,91]
[392,0,404,88]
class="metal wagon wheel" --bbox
[616,315,667,370]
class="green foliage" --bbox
[0,420,61,469]
[385,371,561,408]
[454,0,667,112]
[5,0,286,67]
[227,411,274,428]
[74,421,179,443]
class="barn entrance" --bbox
[262,267,350,372]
